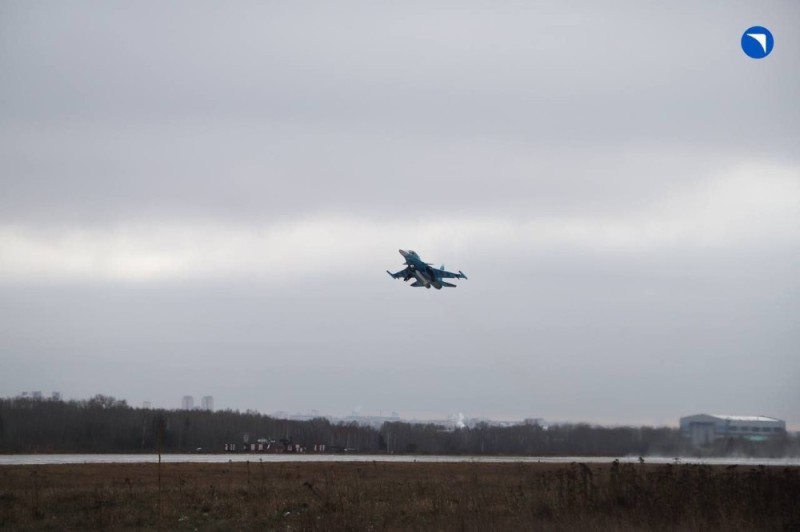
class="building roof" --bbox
[710,415,781,423]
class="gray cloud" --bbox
[1,241,797,425]
[2,1,798,223]
[0,1,798,428]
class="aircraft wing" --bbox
[387,267,413,280]
[438,269,468,280]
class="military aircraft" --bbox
[386,249,468,289]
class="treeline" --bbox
[380,420,798,457]
[0,396,377,454]
[1,395,797,457]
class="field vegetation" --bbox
[0,461,798,530]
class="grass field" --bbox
[1,460,798,530]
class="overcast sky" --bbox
[1,1,798,428]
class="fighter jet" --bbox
[386,249,468,289]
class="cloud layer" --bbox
[1,1,798,427]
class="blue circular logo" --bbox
[741,26,774,59]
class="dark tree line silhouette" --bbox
[0,395,796,457]
[0,396,376,453]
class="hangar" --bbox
[680,414,786,446]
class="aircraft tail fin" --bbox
[410,281,426,287]
[441,281,456,288]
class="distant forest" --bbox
[1,395,797,457]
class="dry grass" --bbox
[0,461,798,530]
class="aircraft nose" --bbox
[399,249,408,257]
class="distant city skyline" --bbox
[179,395,215,411]
[201,395,214,411]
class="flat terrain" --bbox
[0,461,798,530]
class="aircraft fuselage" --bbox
[401,249,445,289]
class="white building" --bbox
[680,414,786,446]
[181,395,194,410]
[201,396,214,411]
